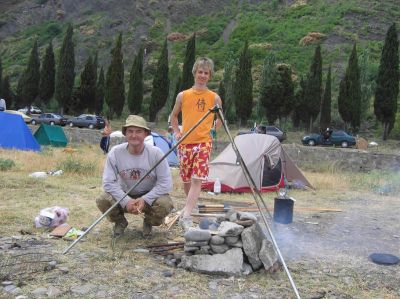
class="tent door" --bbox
[262,156,282,187]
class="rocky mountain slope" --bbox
[0,0,398,91]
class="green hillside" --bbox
[0,0,398,134]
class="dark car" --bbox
[31,113,68,126]
[67,114,105,129]
[302,130,356,148]
[237,125,286,142]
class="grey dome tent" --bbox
[202,134,312,193]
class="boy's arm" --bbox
[214,94,223,131]
[170,92,183,139]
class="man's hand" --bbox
[174,131,182,141]
[126,198,145,215]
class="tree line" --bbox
[0,23,398,139]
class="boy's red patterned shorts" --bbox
[178,142,212,182]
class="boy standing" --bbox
[170,57,222,230]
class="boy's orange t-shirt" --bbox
[181,88,217,144]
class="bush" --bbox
[57,157,95,175]
[0,158,16,171]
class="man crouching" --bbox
[96,115,174,237]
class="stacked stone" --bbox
[183,210,258,255]
[175,210,279,275]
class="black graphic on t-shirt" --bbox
[197,98,205,111]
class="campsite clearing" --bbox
[0,145,399,298]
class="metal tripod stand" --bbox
[62,105,301,298]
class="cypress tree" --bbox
[39,41,55,105]
[338,44,361,132]
[95,67,105,115]
[374,23,399,140]
[359,49,375,122]
[105,33,125,118]
[55,23,75,115]
[79,56,97,113]
[16,74,26,109]
[320,65,332,131]
[234,41,253,126]
[1,76,13,109]
[221,55,236,122]
[259,54,279,124]
[127,44,144,114]
[0,57,2,97]
[260,57,294,125]
[180,34,195,91]
[92,52,98,112]
[292,77,308,129]
[21,39,40,110]
[305,45,322,131]
[149,39,169,122]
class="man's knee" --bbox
[96,193,113,213]
[145,195,174,226]
[154,195,174,216]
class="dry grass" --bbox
[0,145,399,298]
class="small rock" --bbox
[210,235,225,245]
[165,260,176,267]
[230,240,243,248]
[47,286,62,298]
[15,296,28,299]
[242,262,253,275]
[186,240,209,247]
[32,287,48,297]
[217,221,244,237]
[235,219,255,227]
[225,236,239,245]
[184,228,211,242]
[199,218,210,229]
[209,280,218,290]
[70,284,95,295]
[210,244,230,254]
[1,281,13,286]
[238,212,258,221]
[184,245,199,252]
[59,266,69,274]
[4,285,20,293]
[133,248,150,253]
[162,270,174,277]
[173,252,185,260]
[229,212,238,222]
[95,290,108,298]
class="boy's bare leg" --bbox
[182,179,202,218]
[183,182,191,196]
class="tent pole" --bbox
[62,109,214,255]
[215,107,301,299]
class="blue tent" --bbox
[0,112,41,152]
[151,132,179,167]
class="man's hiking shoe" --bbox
[142,219,152,237]
[178,217,193,231]
[113,220,128,237]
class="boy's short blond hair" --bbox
[192,57,214,78]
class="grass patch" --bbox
[0,158,15,171]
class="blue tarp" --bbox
[151,132,179,167]
[0,112,41,152]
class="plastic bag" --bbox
[34,206,69,228]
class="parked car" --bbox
[237,125,286,142]
[67,114,105,129]
[4,110,32,124]
[31,113,68,126]
[302,130,356,148]
[18,105,42,115]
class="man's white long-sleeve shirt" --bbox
[102,142,173,208]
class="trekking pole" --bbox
[215,107,301,299]
[62,108,215,255]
